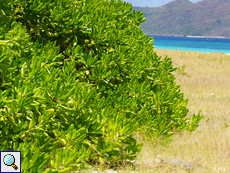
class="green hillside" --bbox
[133,0,230,37]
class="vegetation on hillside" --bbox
[0,0,202,172]
[133,0,230,37]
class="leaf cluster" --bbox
[0,0,202,172]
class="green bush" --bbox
[0,0,203,172]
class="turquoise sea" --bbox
[149,35,230,54]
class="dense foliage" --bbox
[0,0,202,172]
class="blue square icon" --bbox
[0,151,21,173]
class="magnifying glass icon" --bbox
[3,154,18,170]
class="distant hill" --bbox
[133,0,230,38]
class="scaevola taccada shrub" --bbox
[0,0,203,172]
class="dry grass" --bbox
[132,49,230,173]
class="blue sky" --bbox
[123,0,203,7]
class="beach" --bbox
[147,34,230,39]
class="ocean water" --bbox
[149,35,230,54]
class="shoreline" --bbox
[154,48,230,55]
[146,34,230,39]
[186,35,227,39]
